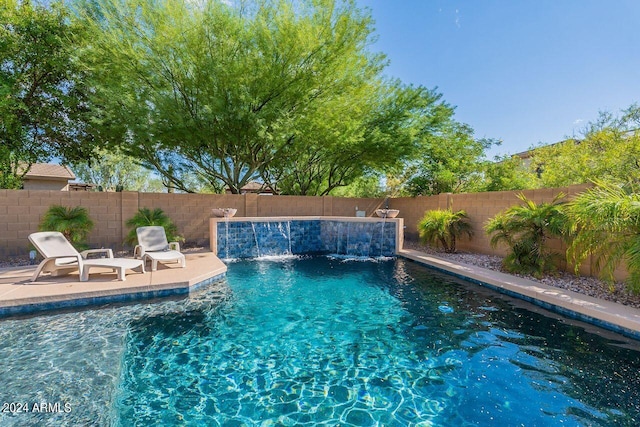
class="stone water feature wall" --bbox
[210,217,402,259]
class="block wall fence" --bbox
[0,184,610,278]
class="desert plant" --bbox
[125,208,183,246]
[566,181,640,293]
[39,205,94,249]
[417,209,473,253]
[485,193,568,277]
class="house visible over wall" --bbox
[22,163,76,191]
[226,181,274,195]
[500,139,581,178]
[513,139,580,167]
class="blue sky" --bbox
[359,0,640,157]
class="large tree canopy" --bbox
[0,0,94,188]
[78,0,456,194]
[397,121,499,196]
[529,104,640,188]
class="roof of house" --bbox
[513,139,580,160]
[24,163,75,181]
[226,181,275,193]
[242,181,267,191]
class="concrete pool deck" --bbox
[399,248,640,339]
[0,248,639,339]
[0,251,226,317]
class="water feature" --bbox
[213,218,398,260]
[378,218,387,258]
[250,221,293,257]
[224,218,230,260]
[250,222,261,257]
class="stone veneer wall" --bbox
[214,219,397,259]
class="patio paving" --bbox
[0,251,226,317]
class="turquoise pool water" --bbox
[1,257,640,426]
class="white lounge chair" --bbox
[28,231,145,282]
[134,226,186,271]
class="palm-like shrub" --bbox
[567,182,640,293]
[417,209,472,253]
[39,205,94,249]
[485,193,568,277]
[125,207,183,246]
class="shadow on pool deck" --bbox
[0,251,226,316]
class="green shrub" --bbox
[125,207,183,246]
[485,193,568,277]
[39,205,94,250]
[567,181,640,293]
[417,209,472,253]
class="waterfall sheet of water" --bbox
[251,222,261,257]
[249,221,294,258]
[379,219,386,258]
[224,219,230,260]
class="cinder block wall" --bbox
[450,185,591,259]
[0,190,127,256]
[389,193,449,241]
[393,184,601,278]
[0,191,385,257]
[0,184,612,280]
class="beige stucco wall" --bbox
[22,179,70,191]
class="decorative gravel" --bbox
[403,241,640,310]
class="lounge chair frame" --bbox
[28,231,145,282]
[134,226,186,271]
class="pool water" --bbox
[1,257,640,426]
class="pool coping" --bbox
[399,248,640,340]
[0,251,227,317]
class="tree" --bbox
[476,154,538,192]
[485,193,568,277]
[567,181,640,293]
[70,148,164,192]
[402,121,498,196]
[529,104,640,187]
[78,0,453,195]
[266,82,452,195]
[0,1,95,188]
[329,174,384,198]
[417,209,472,253]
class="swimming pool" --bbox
[1,256,639,426]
